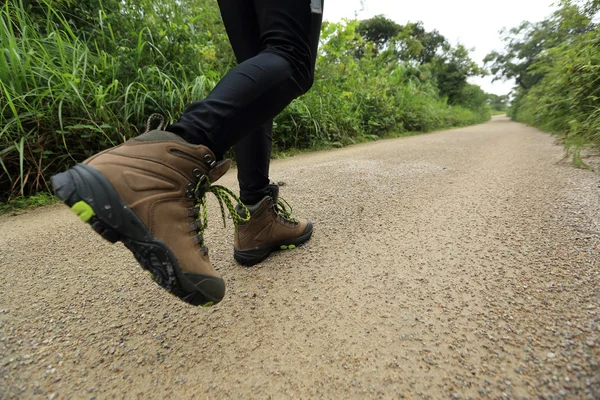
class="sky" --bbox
[323,0,559,95]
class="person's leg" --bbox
[234,124,273,205]
[229,0,324,205]
[216,0,273,205]
[232,1,324,266]
[166,0,321,161]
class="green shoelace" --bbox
[273,197,299,224]
[192,179,250,246]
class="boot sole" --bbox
[50,163,222,307]
[233,224,313,266]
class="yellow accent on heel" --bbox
[71,201,96,222]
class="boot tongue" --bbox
[235,184,280,218]
[208,160,231,183]
[268,184,279,203]
[236,201,262,219]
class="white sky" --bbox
[323,0,559,95]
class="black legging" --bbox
[167,0,323,205]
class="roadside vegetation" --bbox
[1,0,493,207]
[486,0,600,162]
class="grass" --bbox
[0,192,59,216]
[509,28,600,156]
[1,1,493,207]
[0,2,217,202]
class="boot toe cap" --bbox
[183,273,226,304]
[302,219,313,236]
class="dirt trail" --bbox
[1,116,599,399]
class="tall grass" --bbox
[1,1,490,202]
[509,22,600,153]
[0,1,216,200]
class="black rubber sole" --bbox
[233,224,313,266]
[50,164,223,307]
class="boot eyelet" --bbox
[193,168,203,178]
[196,174,207,184]
[204,154,213,164]
[194,235,204,245]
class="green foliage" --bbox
[431,45,485,105]
[514,28,600,146]
[487,94,509,112]
[356,15,402,51]
[490,0,599,150]
[0,0,220,200]
[485,0,597,90]
[273,21,490,150]
[1,1,490,202]
[0,192,58,215]
[356,17,486,107]
[356,17,447,65]
[403,23,447,65]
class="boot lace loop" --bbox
[189,176,250,247]
[273,197,298,225]
[145,113,165,132]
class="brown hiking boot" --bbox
[234,184,313,266]
[50,118,248,306]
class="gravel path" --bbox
[1,116,599,399]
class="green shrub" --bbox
[1,1,490,202]
[515,28,600,148]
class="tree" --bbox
[484,0,598,90]
[402,22,447,64]
[356,15,484,105]
[357,17,447,65]
[432,44,485,105]
[356,14,401,52]
[486,94,509,111]
[485,0,599,148]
